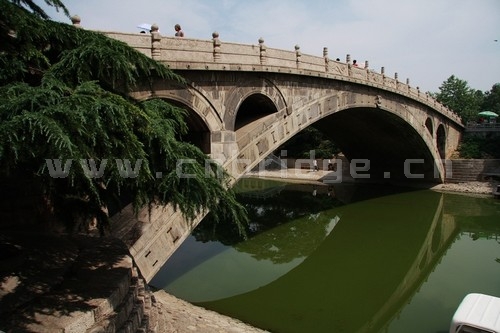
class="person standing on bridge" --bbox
[174,24,184,37]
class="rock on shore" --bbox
[152,291,270,332]
[431,180,499,195]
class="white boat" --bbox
[450,293,500,333]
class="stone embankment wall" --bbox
[445,159,500,183]
[0,235,159,333]
[1,232,269,333]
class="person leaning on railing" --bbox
[174,24,184,37]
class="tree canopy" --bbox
[430,75,484,123]
[482,83,500,115]
[430,76,500,124]
[429,76,500,159]
[0,0,248,235]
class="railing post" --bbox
[346,54,353,76]
[295,45,301,67]
[213,32,221,62]
[151,23,161,60]
[259,37,267,65]
[71,15,81,28]
[323,47,329,72]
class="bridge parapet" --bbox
[100,26,462,127]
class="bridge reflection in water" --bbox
[151,179,500,333]
[194,187,451,333]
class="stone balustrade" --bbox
[86,20,462,127]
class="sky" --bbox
[41,0,500,94]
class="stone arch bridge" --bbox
[103,26,464,282]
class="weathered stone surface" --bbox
[153,291,270,333]
[104,29,465,285]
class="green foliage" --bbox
[51,29,181,91]
[481,83,500,115]
[431,75,484,123]
[0,0,248,235]
[8,0,69,19]
[194,181,343,247]
[430,78,500,159]
[458,134,500,159]
[1,1,181,90]
[458,136,483,159]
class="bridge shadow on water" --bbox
[151,178,480,333]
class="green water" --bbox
[150,179,500,333]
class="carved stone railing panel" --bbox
[351,66,368,81]
[100,30,463,127]
[330,61,349,76]
[368,70,384,85]
[384,76,398,89]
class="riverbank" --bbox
[244,168,499,196]
[0,230,270,333]
[1,170,497,333]
[149,170,499,332]
[151,291,270,332]
[430,180,499,195]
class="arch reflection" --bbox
[197,188,458,333]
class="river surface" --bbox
[150,178,500,333]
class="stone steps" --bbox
[83,255,159,333]
[445,159,500,183]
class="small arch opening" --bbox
[234,93,278,131]
[436,124,446,160]
[167,99,211,154]
[425,118,433,137]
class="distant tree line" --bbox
[431,77,500,158]
[430,76,500,124]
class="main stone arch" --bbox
[226,85,448,183]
